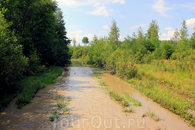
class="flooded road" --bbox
[0,64,195,130]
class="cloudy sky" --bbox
[55,0,195,45]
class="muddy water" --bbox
[0,64,194,130]
[99,73,195,130]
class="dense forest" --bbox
[70,19,195,126]
[0,0,70,109]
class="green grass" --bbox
[50,96,71,122]
[124,92,141,106]
[127,63,195,126]
[143,109,161,122]
[99,81,108,86]
[94,72,101,79]
[16,66,63,108]
[122,99,129,107]
[123,107,134,113]
[108,90,129,107]
[109,91,123,101]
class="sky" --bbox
[55,0,195,46]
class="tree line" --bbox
[70,18,195,78]
[0,0,70,106]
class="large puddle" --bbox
[0,62,194,130]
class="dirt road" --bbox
[0,66,194,130]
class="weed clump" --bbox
[124,92,141,106]
[99,81,108,86]
[50,96,71,122]
[143,109,161,121]
[123,107,134,113]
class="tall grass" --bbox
[129,64,195,126]
[16,66,63,108]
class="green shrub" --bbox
[16,67,63,108]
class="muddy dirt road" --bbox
[0,65,194,130]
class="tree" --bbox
[82,37,89,46]
[147,20,159,40]
[147,20,160,48]
[191,26,195,49]
[171,28,180,42]
[180,20,188,45]
[0,0,70,66]
[0,12,28,94]
[72,37,76,46]
[137,26,144,40]
[109,19,120,47]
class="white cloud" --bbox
[165,27,173,30]
[85,33,94,42]
[129,24,147,30]
[68,31,95,45]
[159,30,176,40]
[56,0,126,6]
[68,30,83,45]
[55,0,126,17]
[186,18,195,28]
[103,25,110,29]
[152,0,172,17]
[113,0,126,4]
[119,35,124,41]
[88,5,110,16]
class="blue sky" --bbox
[55,0,195,45]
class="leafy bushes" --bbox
[0,1,70,110]
[0,12,28,93]
[16,67,63,108]
[106,48,137,79]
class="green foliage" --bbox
[0,0,70,111]
[191,31,195,49]
[109,91,123,101]
[82,37,89,45]
[16,67,63,108]
[123,107,134,113]
[144,109,161,121]
[0,12,28,109]
[180,20,188,45]
[99,81,108,86]
[124,92,141,106]
[69,18,195,127]
[0,0,70,66]
[70,46,89,59]
[109,19,120,47]
[106,48,138,79]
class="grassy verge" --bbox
[16,66,63,108]
[50,96,71,122]
[127,63,195,126]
